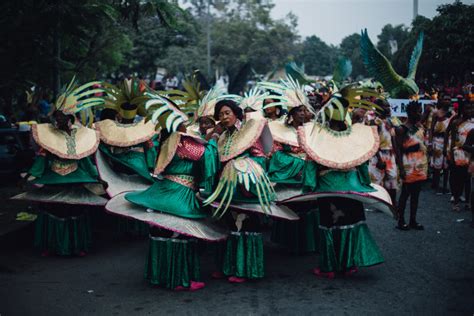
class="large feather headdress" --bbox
[55,76,105,115]
[258,75,311,111]
[218,88,269,112]
[144,91,189,133]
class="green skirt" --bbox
[319,222,384,273]
[116,217,149,237]
[125,178,206,219]
[271,209,319,254]
[34,211,92,256]
[145,236,201,289]
[222,231,264,279]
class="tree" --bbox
[392,1,474,84]
[296,36,336,76]
[376,24,409,64]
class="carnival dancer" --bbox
[461,127,474,227]
[368,98,400,207]
[13,78,107,256]
[395,101,428,230]
[203,99,298,283]
[281,84,394,278]
[446,101,474,212]
[96,78,158,185]
[429,103,450,194]
[259,76,319,254]
[105,92,226,291]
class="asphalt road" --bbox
[0,184,473,315]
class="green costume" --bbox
[126,130,218,290]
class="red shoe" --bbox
[344,267,358,277]
[211,271,225,279]
[78,251,87,257]
[41,250,50,257]
[174,286,187,291]
[228,276,247,283]
[189,281,205,291]
[312,267,335,279]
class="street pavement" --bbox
[0,183,473,315]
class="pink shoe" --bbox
[78,251,87,257]
[41,250,50,257]
[189,281,205,291]
[344,267,358,277]
[312,267,335,279]
[211,271,225,279]
[228,276,247,283]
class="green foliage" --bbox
[376,24,409,64]
[296,36,337,76]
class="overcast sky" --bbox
[271,0,474,45]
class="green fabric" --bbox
[145,236,200,289]
[268,150,305,184]
[34,211,92,256]
[30,156,98,185]
[271,209,320,254]
[318,223,384,272]
[200,138,218,193]
[302,161,375,193]
[222,232,264,279]
[116,217,149,237]
[125,141,217,219]
[145,135,159,170]
[99,143,154,182]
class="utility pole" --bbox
[413,0,419,20]
[206,1,211,77]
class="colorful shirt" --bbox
[401,125,428,183]
[430,117,449,169]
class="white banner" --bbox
[388,99,436,117]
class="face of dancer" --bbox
[199,117,215,135]
[264,106,277,118]
[291,106,306,126]
[218,105,237,128]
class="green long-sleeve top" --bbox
[302,160,374,194]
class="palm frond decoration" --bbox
[102,77,149,118]
[315,83,382,126]
[258,75,311,111]
[285,62,313,86]
[55,76,105,114]
[203,157,275,219]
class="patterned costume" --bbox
[430,117,450,170]
[401,124,428,184]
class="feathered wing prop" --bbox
[360,29,423,98]
[144,92,189,133]
[55,76,105,114]
[203,157,275,219]
[228,63,252,94]
[407,32,424,80]
[258,75,311,111]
